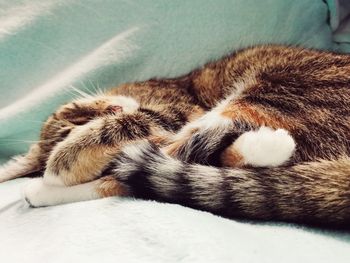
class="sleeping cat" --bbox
[2,45,350,227]
[1,69,292,183]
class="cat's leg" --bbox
[24,112,172,206]
[42,112,170,187]
[23,176,127,207]
[42,117,115,187]
[165,97,296,167]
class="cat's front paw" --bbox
[234,127,296,167]
[23,178,52,207]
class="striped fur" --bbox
[105,141,350,228]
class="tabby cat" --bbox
[1,45,350,228]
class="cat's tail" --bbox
[105,141,350,228]
[0,144,42,183]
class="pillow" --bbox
[0,0,333,161]
[326,0,350,52]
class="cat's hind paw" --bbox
[234,127,296,167]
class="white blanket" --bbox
[1,179,350,262]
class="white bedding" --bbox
[1,179,350,263]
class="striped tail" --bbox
[105,141,350,228]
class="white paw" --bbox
[23,178,56,207]
[23,177,101,207]
[234,127,296,167]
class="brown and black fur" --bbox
[109,142,350,227]
[0,75,205,183]
[180,45,350,164]
[3,45,350,228]
[102,45,350,228]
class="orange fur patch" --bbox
[221,146,244,167]
[164,127,200,157]
[148,127,174,146]
[62,146,118,186]
[96,176,128,197]
[221,101,294,130]
[187,106,205,122]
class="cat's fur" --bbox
[2,45,350,227]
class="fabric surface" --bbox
[1,1,350,262]
[1,179,350,263]
[327,0,350,52]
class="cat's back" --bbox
[228,45,350,161]
[107,77,198,108]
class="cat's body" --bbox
[0,79,204,182]
[2,45,350,227]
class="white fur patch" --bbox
[109,95,139,113]
[174,109,231,141]
[214,81,246,112]
[121,141,149,163]
[43,171,65,186]
[196,110,232,130]
[23,178,100,207]
[234,127,296,167]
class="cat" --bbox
[1,69,291,183]
[2,44,350,228]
